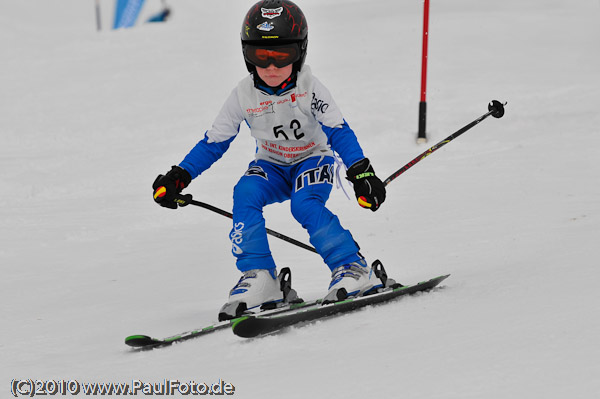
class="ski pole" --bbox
[166,100,504,254]
[174,194,318,254]
[384,100,506,186]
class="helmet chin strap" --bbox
[253,71,298,96]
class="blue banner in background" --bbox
[113,0,146,29]
[147,7,170,23]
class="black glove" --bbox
[152,165,192,209]
[346,158,386,212]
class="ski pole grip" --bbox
[175,193,193,207]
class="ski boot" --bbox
[218,267,301,321]
[323,259,401,303]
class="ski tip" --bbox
[125,334,162,348]
[231,315,250,330]
[231,316,261,338]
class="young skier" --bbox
[152,0,386,320]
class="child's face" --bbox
[255,64,293,88]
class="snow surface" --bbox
[2,0,600,398]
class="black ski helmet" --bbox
[241,0,308,73]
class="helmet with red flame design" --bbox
[241,0,308,74]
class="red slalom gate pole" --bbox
[417,0,430,143]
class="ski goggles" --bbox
[243,44,300,68]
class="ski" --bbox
[124,262,446,347]
[125,322,230,349]
[231,274,450,338]
[124,298,322,350]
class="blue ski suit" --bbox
[179,66,365,272]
